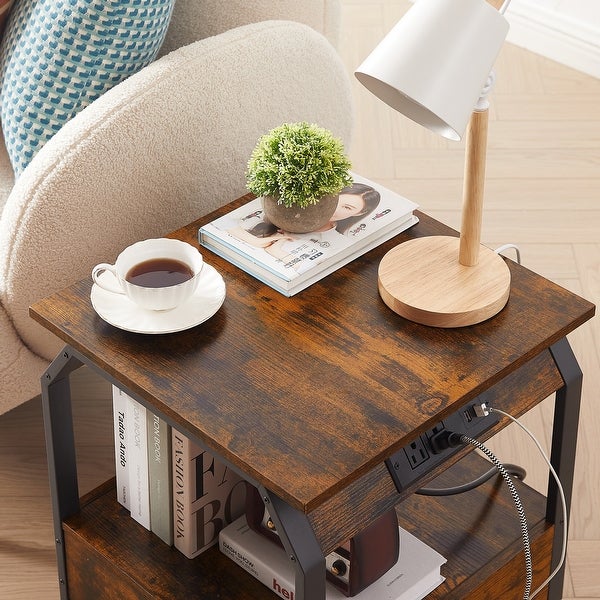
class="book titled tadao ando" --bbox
[198,173,418,296]
[172,429,246,559]
[219,516,446,600]
[111,386,129,511]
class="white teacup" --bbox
[92,238,204,311]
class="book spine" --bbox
[111,386,129,510]
[147,411,173,545]
[219,518,297,600]
[127,394,151,530]
[172,429,246,559]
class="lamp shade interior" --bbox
[355,0,509,140]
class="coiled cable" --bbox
[457,433,533,600]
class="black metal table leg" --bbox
[547,338,583,600]
[41,346,83,600]
[260,486,326,600]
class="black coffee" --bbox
[126,258,194,288]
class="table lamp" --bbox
[355,0,511,327]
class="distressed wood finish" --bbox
[6,2,600,597]
[399,453,554,600]
[62,454,552,600]
[30,201,594,515]
[30,199,594,599]
[309,350,564,554]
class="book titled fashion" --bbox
[219,516,446,600]
[172,429,246,559]
[198,173,419,296]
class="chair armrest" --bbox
[161,0,341,54]
[0,20,353,359]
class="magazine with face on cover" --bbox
[198,173,419,295]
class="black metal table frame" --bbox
[41,337,582,600]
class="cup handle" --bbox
[91,263,125,295]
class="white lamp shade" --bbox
[355,0,509,140]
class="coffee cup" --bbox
[92,238,204,311]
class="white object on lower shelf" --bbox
[219,515,446,600]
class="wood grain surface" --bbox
[30,200,594,517]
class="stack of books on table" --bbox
[219,515,446,600]
[112,385,246,558]
[198,173,419,296]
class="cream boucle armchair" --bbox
[0,1,353,415]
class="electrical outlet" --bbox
[404,436,430,469]
[386,399,499,493]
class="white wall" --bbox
[505,0,600,78]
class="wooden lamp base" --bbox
[378,236,511,328]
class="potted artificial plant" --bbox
[246,122,353,233]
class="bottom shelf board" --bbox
[62,453,554,600]
[398,453,555,599]
[64,480,269,599]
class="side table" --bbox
[30,196,595,599]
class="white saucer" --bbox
[91,264,226,334]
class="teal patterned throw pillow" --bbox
[0,0,174,176]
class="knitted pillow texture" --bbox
[0,0,174,176]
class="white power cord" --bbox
[488,406,568,599]
[495,243,522,265]
[422,400,566,598]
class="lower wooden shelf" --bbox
[62,453,554,600]
[398,453,554,600]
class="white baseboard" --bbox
[505,0,600,78]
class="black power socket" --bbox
[386,402,499,493]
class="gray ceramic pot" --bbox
[261,194,338,233]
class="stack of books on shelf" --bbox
[113,385,446,598]
[219,515,446,600]
[112,386,246,558]
[198,173,419,296]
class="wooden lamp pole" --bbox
[459,108,489,267]
[377,79,511,328]
[461,0,508,267]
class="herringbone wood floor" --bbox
[0,2,598,598]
